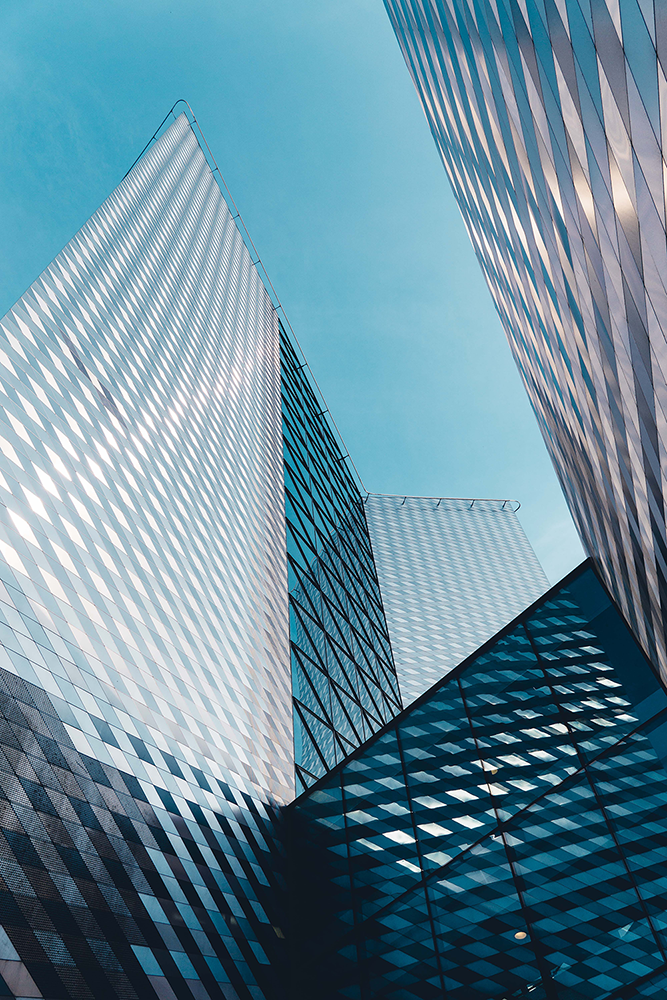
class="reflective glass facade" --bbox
[365,494,548,703]
[0,114,292,1000]
[281,335,402,793]
[290,561,667,999]
[384,0,667,678]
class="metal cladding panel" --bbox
[384,0,667,677]
[290,562,667,999]
[0,114,292,999]
[365,495,548,704]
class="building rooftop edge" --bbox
[365,493,521,511]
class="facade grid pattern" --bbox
[365,494,548,703]
[290,562,667,1000]
[0,113,293,1000]
[281,332,403,793]
[384,0,667,678]
[7,85,667,1000]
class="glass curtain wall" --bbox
[281,329,402,791]
[290,562,667,999]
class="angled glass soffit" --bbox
[289,561,667,999]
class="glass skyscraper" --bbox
[384,0,667,680]
[0,105,414,1000]
[365,494,548,703]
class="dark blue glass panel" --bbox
[342,728,418,921]
[362,887,442,999]
[428,835,537,999]
[507,773,663,995]
[289,563,667,998]
[281,328,402,788]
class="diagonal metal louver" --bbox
[0,112,294,1000]
[384,0,667,677]
[365,493,548,703]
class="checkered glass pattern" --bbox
[365,495,548,704]
[290,563,667,999]
[0,113,293,1000]
[384,0,667,680]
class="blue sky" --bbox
[0,0,583,581]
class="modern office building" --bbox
[384,0,667,679]
[0,104,416,999]
[365,493,548,703]
[290,560,667,1000]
